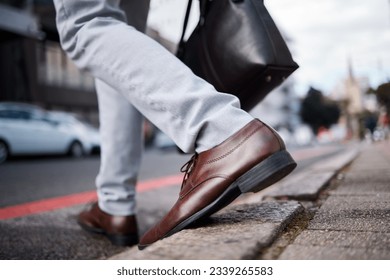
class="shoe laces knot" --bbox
[180,153,198,189]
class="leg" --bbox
[94,0,149,216]
[76,79,142,246]
[53,0,254,153]
[76,0,149,246]
[95,79,143,216]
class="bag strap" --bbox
[177,0,210,57]
[176,0,193,57]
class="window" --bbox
[0,110,33,120]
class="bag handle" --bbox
[176,0,193,57]
[177,0,210,57]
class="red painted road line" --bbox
[0,174,183,220]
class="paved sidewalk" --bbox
[279,141,390,259]
[111,141,390,260]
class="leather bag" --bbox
[177,0,299,111]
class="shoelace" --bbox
[180,153,198,189]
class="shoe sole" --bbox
[138,150,297,250]
[78,221,139,247]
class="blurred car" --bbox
[153,130,176,150]
[0,102,100,163]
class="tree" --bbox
[370,82,390,116]
[300,87,341,135]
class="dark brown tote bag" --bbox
[177,0,299,111]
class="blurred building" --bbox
[0,1,99,124]
[331,58,374,139]
[0,0,176,126]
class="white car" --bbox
[0,102,100,163]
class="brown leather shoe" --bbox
[139,119,296,249]
[77,203,138,246]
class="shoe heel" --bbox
[237,150,297,193]
[107,234,139,247]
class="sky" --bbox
[147,0,390,96]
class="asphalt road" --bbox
[0,148,189,208]
[0,144,345,259]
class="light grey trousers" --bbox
[53,0,254,215]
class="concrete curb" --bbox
[110,201,304,260]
